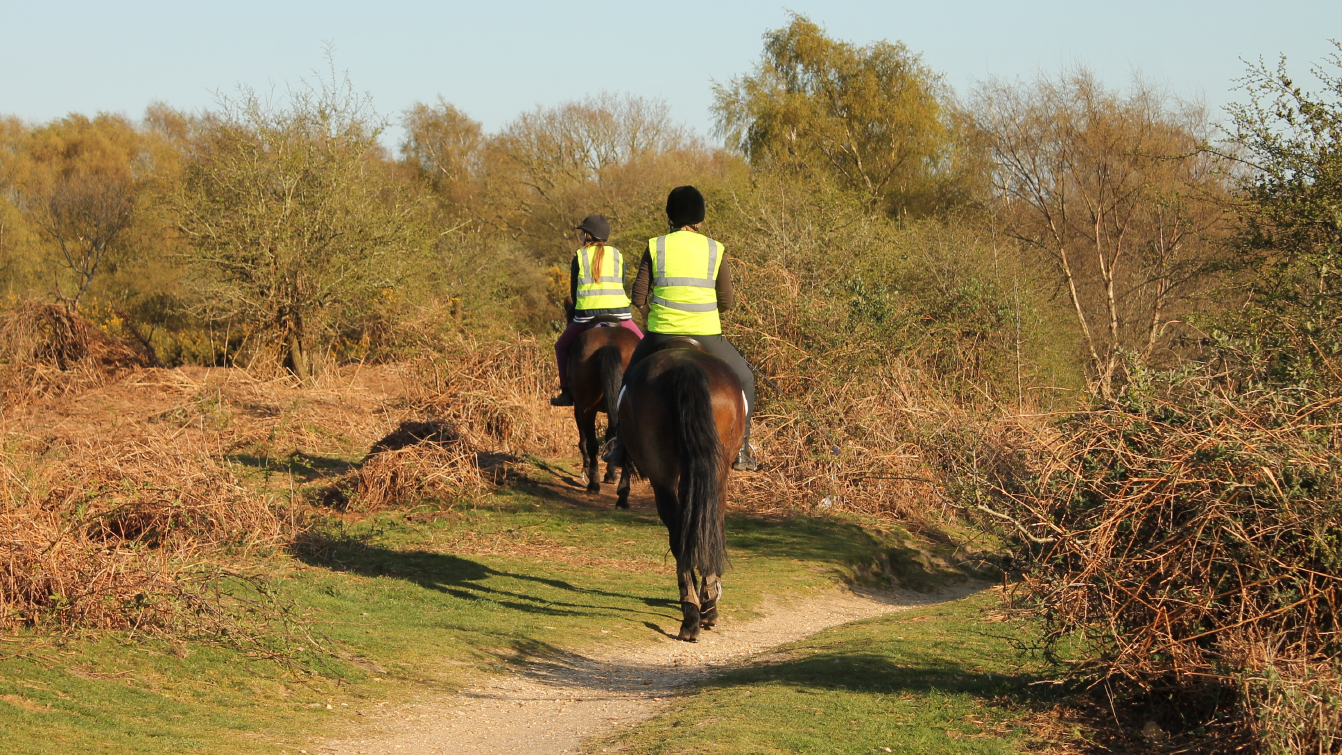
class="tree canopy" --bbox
[175,73,430,377]
[712,14,958,216]
[1224,41,1342,375]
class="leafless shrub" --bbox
[978,366,1342,751]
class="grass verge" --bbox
[0,465,992,755]
[589,591,1077,755]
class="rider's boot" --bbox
[732,423,759,472]
[549,387,574,407]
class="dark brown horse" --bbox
[617,340,747,641]
[568,322,639,507]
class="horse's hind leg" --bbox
[698,575,721,630]
[578,410,600,493]
[602,419,620,484]
[676,563,703,642]
[614,457,630,510]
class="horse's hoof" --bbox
[586,484,601,494]
[700,622,715,630]
[615,498,630,510]
[678,604,702,642]
[700,604,719,626]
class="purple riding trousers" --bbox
[555,319,643,389]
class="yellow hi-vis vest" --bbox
[574,244,630,311]
[647,231,723,335]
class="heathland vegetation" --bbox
[2,15,1340,753]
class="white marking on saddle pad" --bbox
[742,390,749,413]
[617,385,628,410]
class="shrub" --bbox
[0,436,288,630]
[991,360,1342,750]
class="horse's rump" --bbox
[620,349,746,574]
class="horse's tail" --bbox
[597,344,623,422]
[668,362,728,576]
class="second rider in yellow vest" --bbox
[603,185,758,471]
[550,214,644,407]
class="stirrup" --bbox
[732,445,758,472]
[600,437,625,464]
[549,389,574,407]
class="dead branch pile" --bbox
[321,419,484,513]
[0,436,289,630]
[406,332,570,456]
[991,371,1342,752]
[0,301,156,405]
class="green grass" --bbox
[589,591,1060,755]
[0,461,1001,755]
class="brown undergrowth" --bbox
[319,420,486,513]
[398,320,980,529]
[0,301,157,406]
[403,329,571,457]
[730,352,964,522]
[2,307,996,638]
[0,319,523,634]
[0,434,289,631]
[969,365,1342,752]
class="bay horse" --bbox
[568,320,639,508]
[616,339,747,641]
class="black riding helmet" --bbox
[575,214,610,241]
[666,185,706,227]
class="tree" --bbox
[972,70,1229,397]
[1223,42,1342,378]
[481,93,715,262]
[12,114,146,310]
[400,97,483,214]
[175,71,429,378]
[712,14,960,215]
[0,117,35,295]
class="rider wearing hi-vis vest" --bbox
[550,214,644,407]
[602,185,758,472]
[575,239,631,311]
[646,232,723,335]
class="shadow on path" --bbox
[291,540,678,623]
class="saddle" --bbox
[659,336,704,352]
[589,314,625,328]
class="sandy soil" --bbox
[314,582,984,755]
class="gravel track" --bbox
[316,582,984,755]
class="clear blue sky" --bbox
[2,1,1338,145]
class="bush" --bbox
[0,436,289,630]
[990,359,1342,751]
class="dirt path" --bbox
[315,582,984,755]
